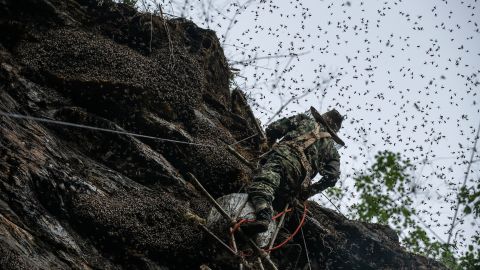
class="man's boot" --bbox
[240,207,272,235]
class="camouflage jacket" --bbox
[266,113,341,194]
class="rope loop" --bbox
[230,203,307,253]
[264,202,307,252]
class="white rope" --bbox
[0,111,216,147]
[299,214,312,270]
[229,132,258,146]
[321,192,347,218]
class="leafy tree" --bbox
[348,150,479,269]
[457,235,480,270]
[459,182,480,220]
[352,151,416,230]
[457,185,480,269]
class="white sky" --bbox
[141,0,479,256]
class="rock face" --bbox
[0,1,446,269]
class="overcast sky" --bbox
[141,0,479,255]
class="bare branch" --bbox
[447,119,480,245]
[230,51,310,65]
[221,0,256,46]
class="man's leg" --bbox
[242,160,282,234]
[248,166,280,211]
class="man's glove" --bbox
[300,176,337,200]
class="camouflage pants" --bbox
[247,146,303,212]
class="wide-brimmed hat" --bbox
[310,106,345,146]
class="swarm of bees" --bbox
[140,0,479,257]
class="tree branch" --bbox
[447,119,480,245]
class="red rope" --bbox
[231,207,293,235]
[230,203,308,253]
[271,207,293,220]
[264,202,308,252]
[231,218,255,235]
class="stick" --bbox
[242,237,277,270]
[229,227,242,270]
[233,195,248,270]
[234,89,267,142]
[227,145,255,169]
[200,225,252,269]
[199,225,237,255]
[299,214,312,270]
[188,173,278,270]
[188,173,233,222]
[256,149,273,161]
[267,203,290,252]
[447,119,480,244]
[257,257,266,270]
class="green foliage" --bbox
[324,186,343,201]
[458,184,480,218]
[352,151,416,231]
[349,150,479,269]
[457,236,480,270]
[403,229,459,269]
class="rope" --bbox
[231,218,255,235]
[230,203,307,254]
[231,208,293,236]
[271,208,292,220]
[321,192,346,218]
[0,111,257,148]
[229,132,258,146]
[264,202,307,252]
[299,214,312,270]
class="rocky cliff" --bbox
[0,0,447,269]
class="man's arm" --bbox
[304,142,341,198]
[265,114,308,144]
[308,168,339,195]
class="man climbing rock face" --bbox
[241,107,345,235]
